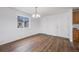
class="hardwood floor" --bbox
[0,33,78,52]
[73,41,79,51]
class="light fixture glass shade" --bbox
[32,14,40,18]
[32,7,40,18]
[36,14,40,18]
[32,14,35,18]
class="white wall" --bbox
[40,10,72,41]
[0,7,40,45]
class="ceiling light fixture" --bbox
[32,7,40,18]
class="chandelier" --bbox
[32,7,40,18]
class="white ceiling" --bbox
[14,7,74,17]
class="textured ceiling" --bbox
[14,7,73,17]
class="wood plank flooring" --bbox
[0,33,78,52]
